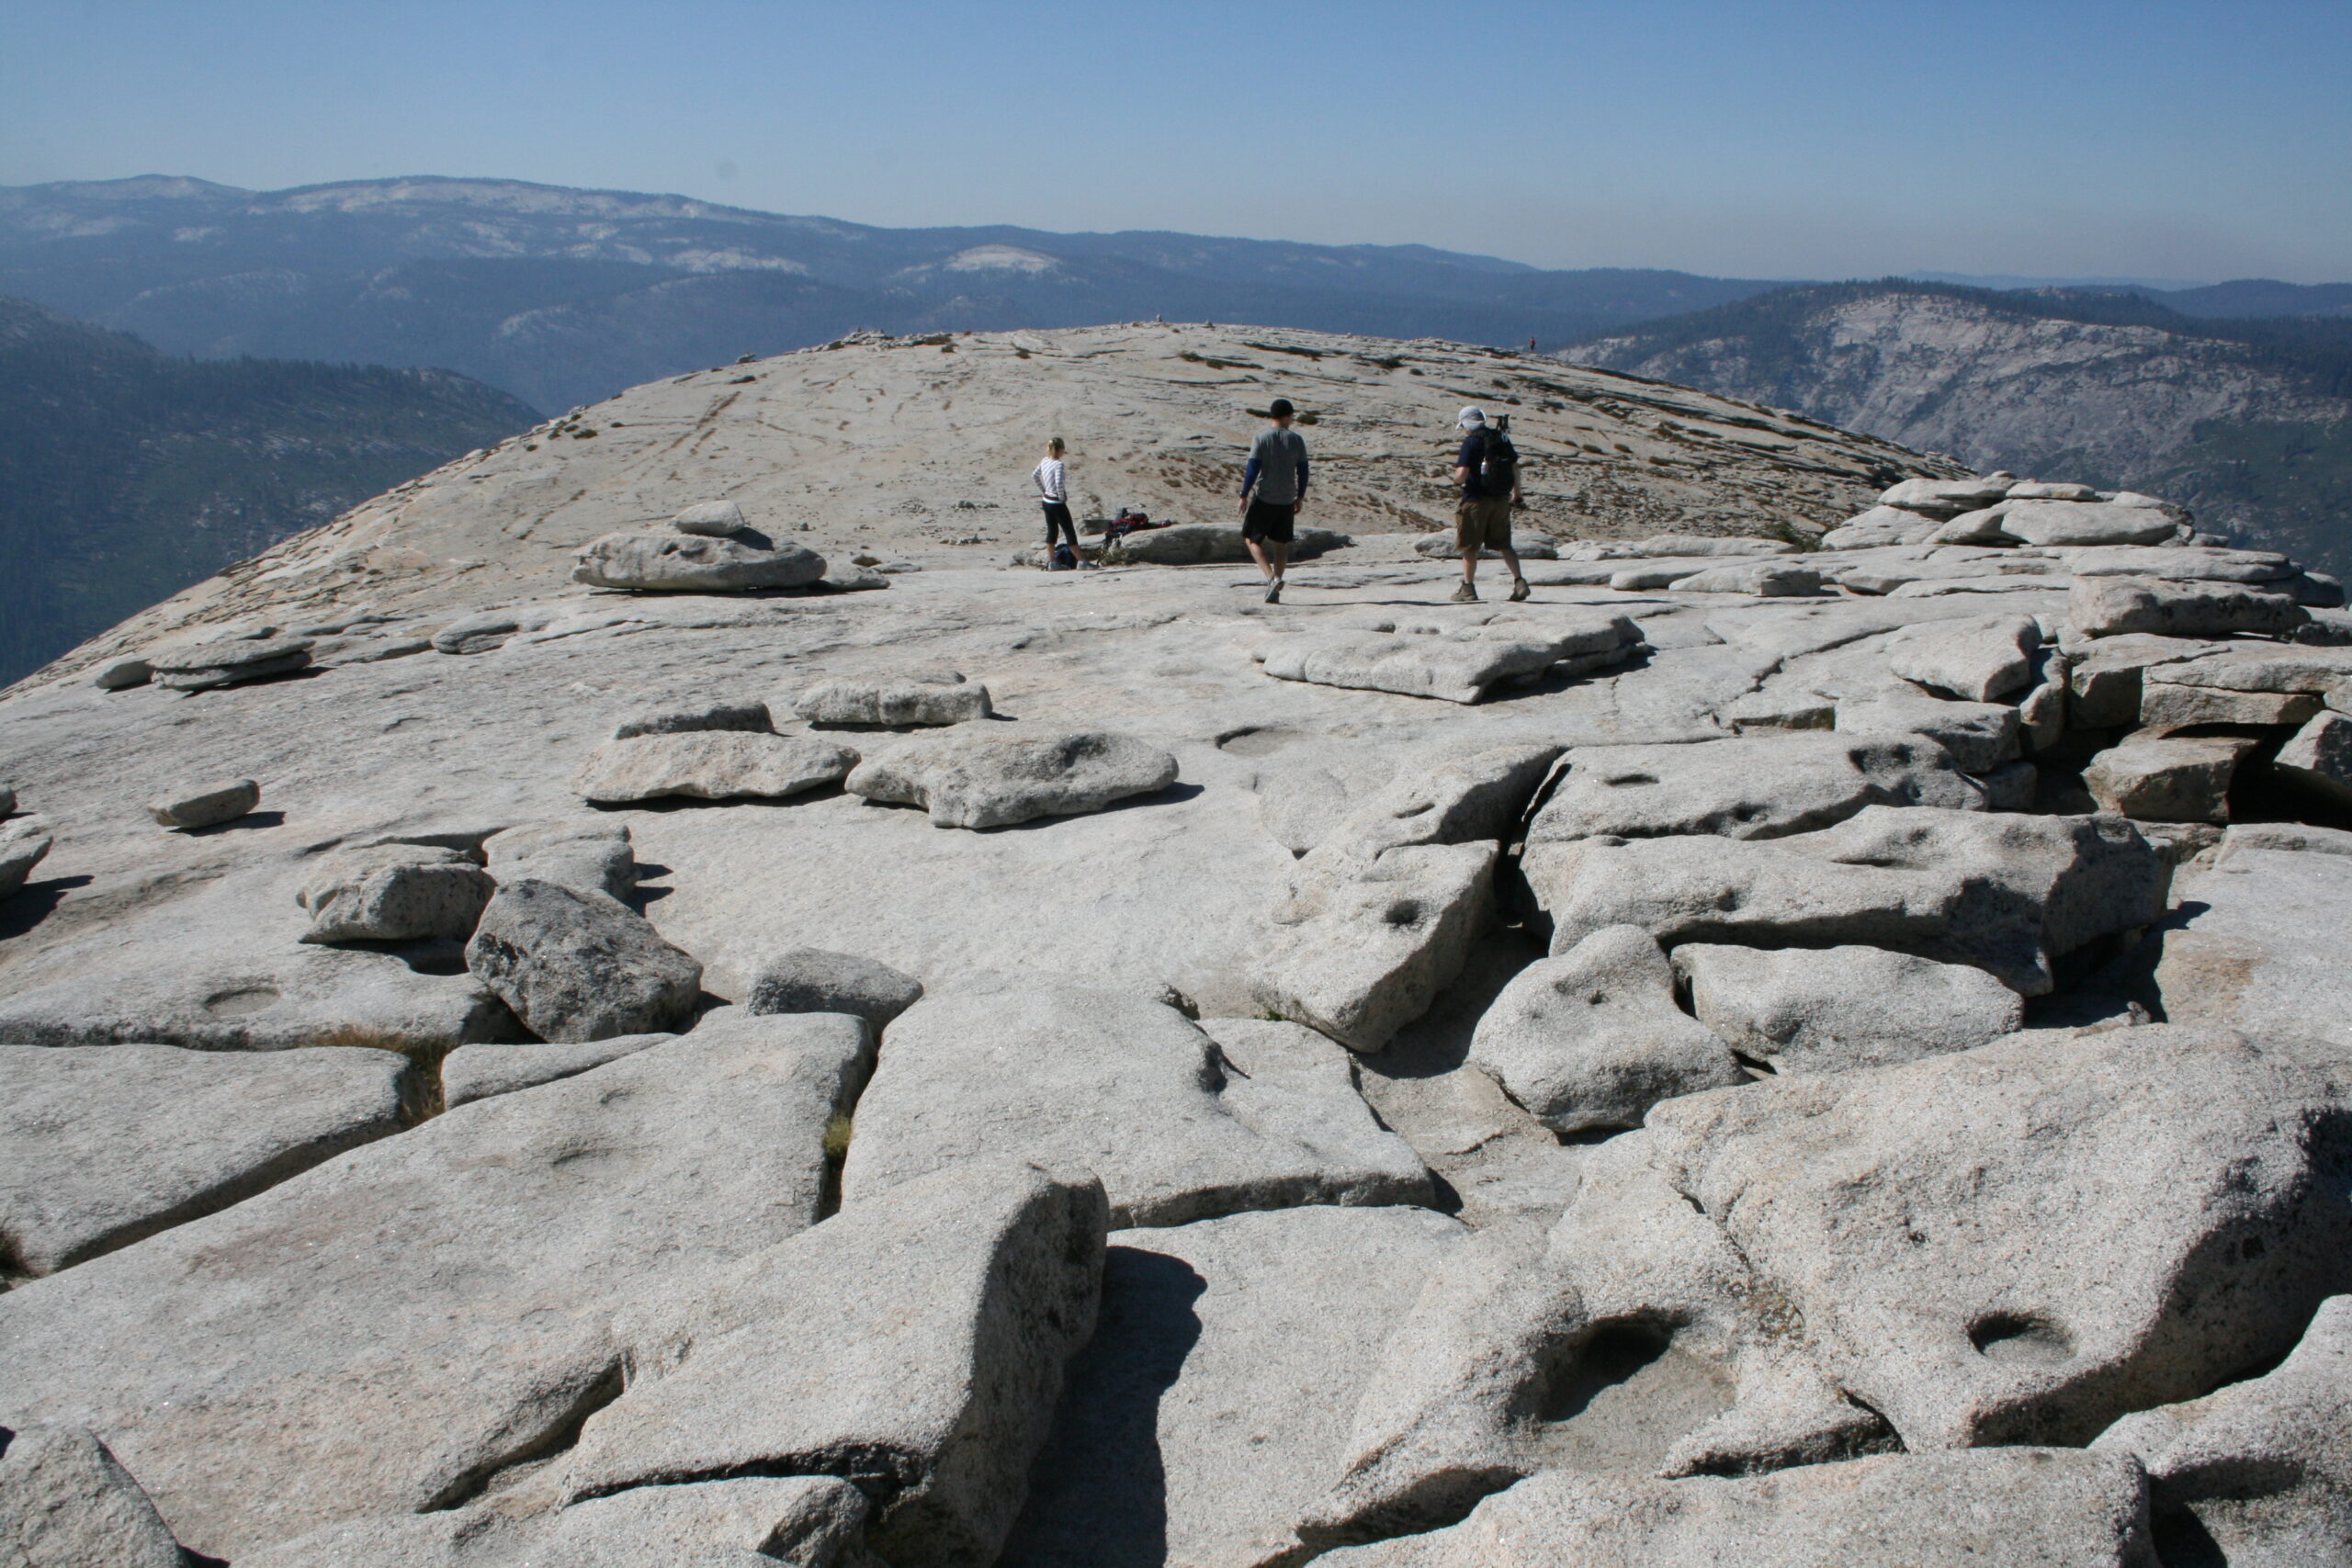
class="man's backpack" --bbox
[1051,542,1078,570]
[1477,426,1519,490]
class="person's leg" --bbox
[1453,499,1482,601]
[1271,540,1291,583]
[1246,535,1276,582]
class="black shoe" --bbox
[1264,581,1282,604]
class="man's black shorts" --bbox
[1242,500,1296,544]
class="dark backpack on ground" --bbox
[1477,426,1519,491]
[1051,542,1078,570]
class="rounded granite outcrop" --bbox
[3,328,2351,1566]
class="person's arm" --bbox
[1240,457,1261,498]
[1294,455,1309,510]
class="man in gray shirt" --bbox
[1237,398,1309,604]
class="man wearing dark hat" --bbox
[1238,398,1308,604]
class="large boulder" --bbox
[1305,743,1562,871]
[2064,633,2225,727]
[1833,688,2021,773]
[1468,925,1742,1134]
[573,532,826,592]
[845,728,1178,829]
[1412,533,1558,559]
[464,878,702,1042]
[296,842,495,943]
[1000,1206,1470,1568]
[0,1421,187,1568]
[841,987,1430,1228]
[0,1019,871,1560]
[1524,733,1982,847]
[1315,1450,2155,1568]
[2069,576,2307,639]
[1672,942,2024,1073]
[563,1160,1108,1568]
[2095,1293,2352,1568]
[1819,504,1943,549]
[572,731,860,805]
[0,1043,405,1277]
[1525,806,2165,995]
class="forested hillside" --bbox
[0,296,536,684]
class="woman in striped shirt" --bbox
[1034,437,1080,565]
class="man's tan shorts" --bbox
[1455,494,1513,552]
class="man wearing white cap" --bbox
[1450,406,1528,603]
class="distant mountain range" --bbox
[1565,279,2352,578]
[0,175,1798,413]
[0,295,534,684]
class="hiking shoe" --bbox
[1509,578,1531,602]
[1264,581,1282,604]
[1451,583,1479,604]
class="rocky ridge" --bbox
[2,329,2350,1566]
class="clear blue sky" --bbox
[5,0,2348,282]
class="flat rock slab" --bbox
[1879,476,2018,517]
[1525,733,1981,846]
[793,674,991,727]
[465,878,702,1043]
[147,778,258,829]
[1669,561,1824,595]
[1999,499,2182,547]
[2061,545,2294,582]
[1673,942,2025,1074]
[608,696,773,738]
[2070,577,2307,639]
[565,1160,1106,1568]
[481,818,638,901]
[0,945,520,1053]
[0,1043,406,1277]
[1105,523,1349,565]
[841,987,1430,1228]
[1001,1205,1469,1568]
[147,636,312,692]
[244,1474,873,1568]
[0,1017,870,1561]
[845,728,1178,829]
[1887,614,2040,702]
[572,731,859,805]
[1261,616,1639,704]
[1525,805,2164,996]
[439,1032,672,1107]
[1317,1450,2154,1568]
[2138,842,2352,1048]
[572,532,825,591]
